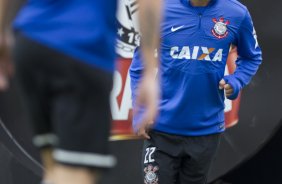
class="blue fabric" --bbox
[130,0,262,136]
[13,0,117,71]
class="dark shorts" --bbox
[13,33,116,169]
[142,131,221,184]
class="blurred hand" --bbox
[135,70,159,139]
[0,33,13,91]
[219,79,234,98]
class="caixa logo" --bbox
[110,47,241,140]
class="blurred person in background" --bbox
[0,0,161,184]
[131,0,262,183]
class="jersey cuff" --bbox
[223,75,241,100]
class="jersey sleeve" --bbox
[224,10,262,100]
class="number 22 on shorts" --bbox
[144,147,156,164]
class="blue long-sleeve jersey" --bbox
[130,0,262,136]
[13,0,117,72]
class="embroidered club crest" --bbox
[144,164,159,184]
[212,17,230,39]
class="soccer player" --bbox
[0,0,161,184]
[131,0,262,183]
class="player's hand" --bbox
[219,79,234,98]
[0,33,13,91]
[135,69,159,139]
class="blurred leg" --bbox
[13,33,115,184]
[50,60,115,184]
[13,33,56,183]
[41,148,55,183]
[53,164,100,184]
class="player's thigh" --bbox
[179,134,221,184]
[142,132,181,184]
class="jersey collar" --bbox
[181,0,218,8]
